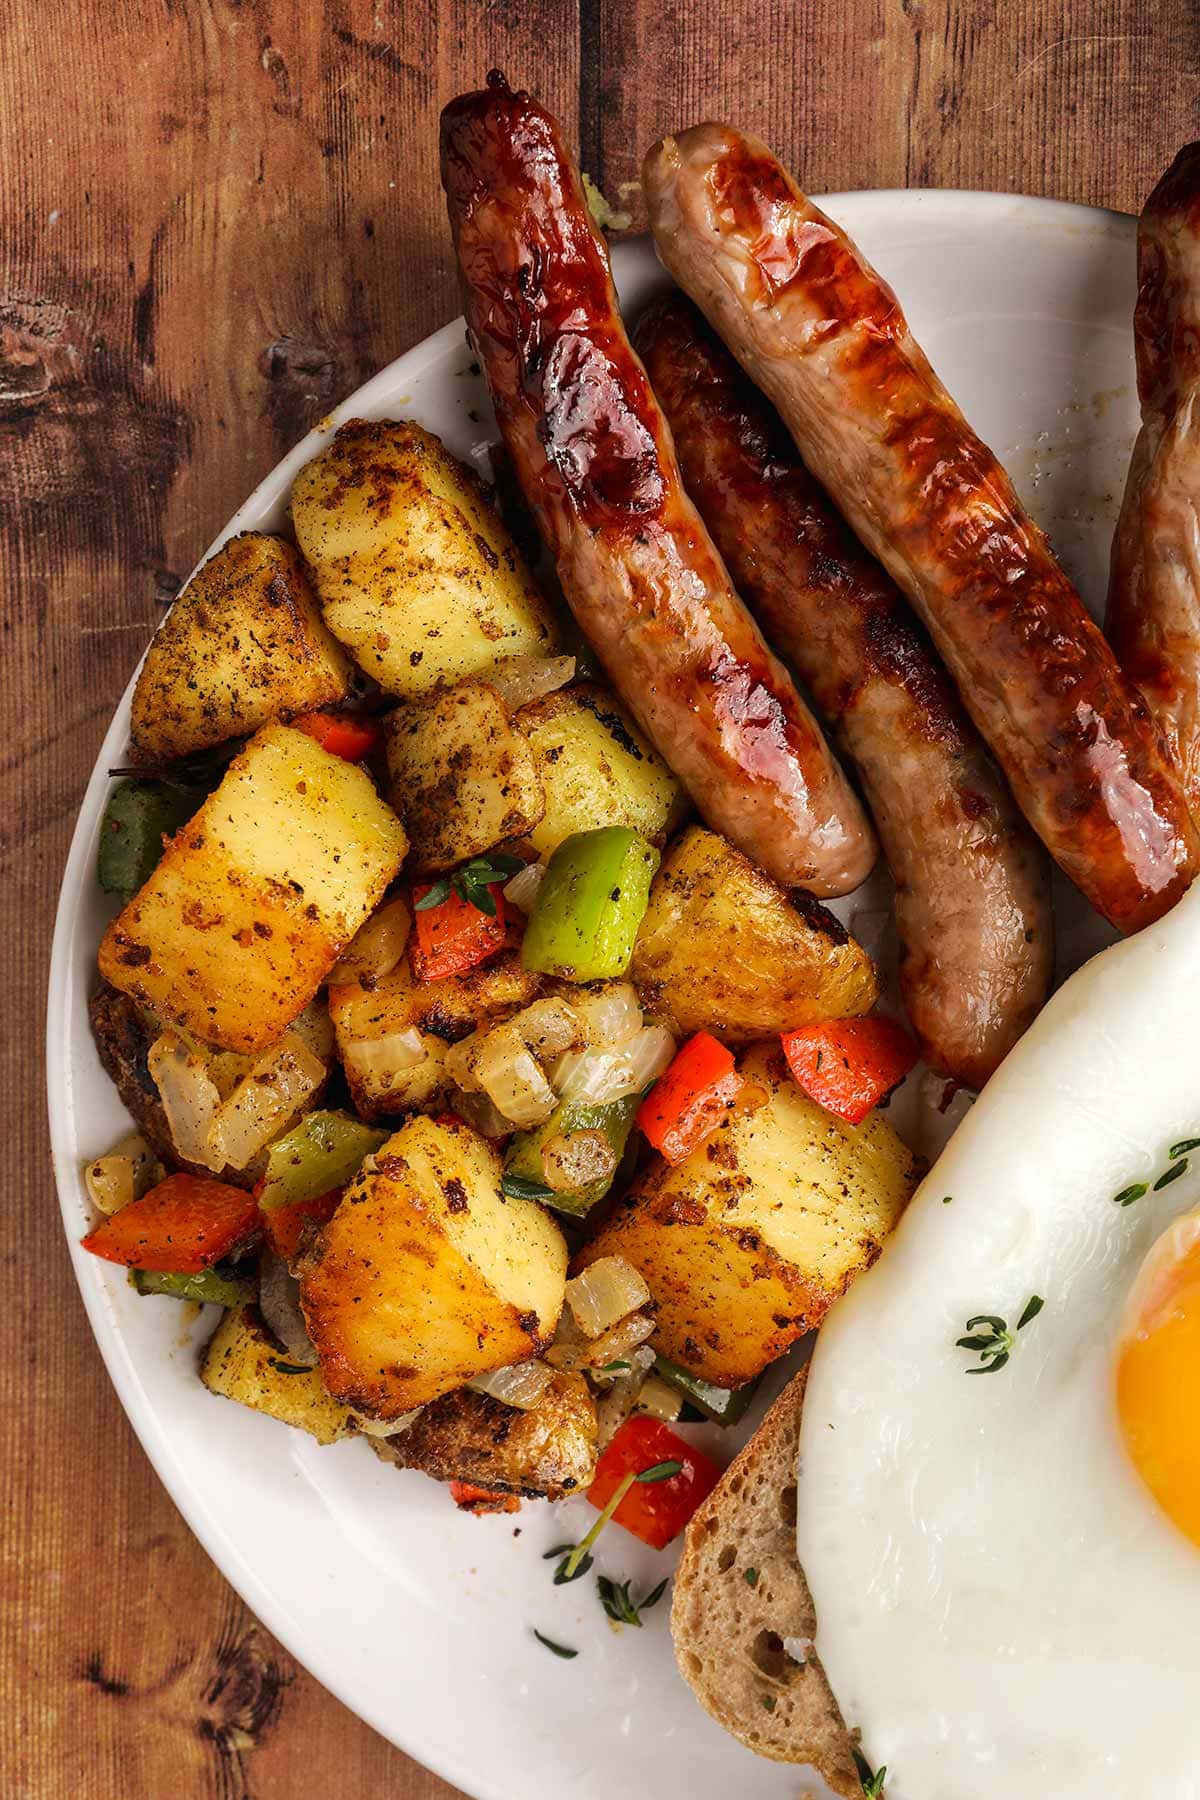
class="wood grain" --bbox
[3,2,1198,1794]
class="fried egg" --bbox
[796,878,1200,1799]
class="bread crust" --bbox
[669,1368,861,1795]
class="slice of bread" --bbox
[670,1368,862,1797]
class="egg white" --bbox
[796,879,1200,1800]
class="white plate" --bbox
[47,192,1138,1800]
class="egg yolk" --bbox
[1116,1208,1200,1549]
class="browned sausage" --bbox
[634,293,1052,1086]
[438,77,877,898]
[1109,143,1200,821]
[643,123,1199,934]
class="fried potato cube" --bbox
[291,419,559,698]
[98,724,407,1054]
[200,1306,353,1445]
[298,1115,568,1417]
[385,680,545,870]
[327,948,541,1119]
[130,534,352,761]
[631,825,878,1044]
[515,683,686,860]
[373,1370,597,1500]
[575,1045,918,1387]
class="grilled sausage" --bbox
[439,77,877,897]
[635,293,1052,1085]
[643,123,1199,933]
[1109,143,1200,822]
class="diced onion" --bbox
[345,1027,426,1082]
[83,1131,162,1215]
[448,1087,513,1139]
[207,1033,326,1172]
[594,1349,656,1448]
[566,1256,652,1338]
[570,981,642,1047]
[540,1128,615,1193]
[350,1406,423,1438]
[467,1360,555,1410]
[502,860,546,914]
[634,1373,683,1423]
[486,653,576,711]
[553,1024,675,1105]
[584,1309,656,1369]
[512,996,583,1060]
[327,898,411,986]
[84,1154,133,1216]
[285,996,336,1063]
[474,1023,557,1128]
[148,1034,223,1171]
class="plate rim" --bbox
[44,185,1135,1799]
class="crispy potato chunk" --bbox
[514,683,686,859]
[299,1115,568,1417]
[374,1371,597,1500]
[327,948,541,1119]
[291,419,559,697]
[385,680,544,870]
[98,724,406,1053]
[130,534,352,761]
[575,1045,918,1387]
[631,826,878,1044]
[201,1306,353,1445]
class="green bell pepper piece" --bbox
[131,1266,251,1308]
[97,779,198,898]
[652,1354,759,1426]
[258,1110,388,1213]
[520,827,659,981]
[502,1091,641,1219]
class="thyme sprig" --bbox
[551,1459,683,1583]
[415,853,525,917]
[956,1294,1043,1374]
[597,1573,669,1626]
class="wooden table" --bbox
[4,3,1197,1793]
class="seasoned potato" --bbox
[328,948,541,1119]
[299,1115,568,1417]
[631,826,878,1044]
[575,1045,919,1387]
[130,534,352,761]
[98,724,407,1054]
[515,683,686,859]
[201,1305,353,1445]
[291,419,559,698]
[373,1371,597,1500]
[385,680,544,870]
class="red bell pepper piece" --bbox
[637,1031,743,1164]
[781,1014,918,1125]
[586,1414,722,1550]
[292,710,382,762]
[259,1185,342,1261]
[410,882,507,983]
[448,1480,521,1515]
[81,1173,260,1274]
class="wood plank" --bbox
[4,2,1197,1795]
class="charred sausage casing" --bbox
[439,77,877,898]
[1109,142,1200,822]
[643,123,1198,933]
[634,293,1052,1087]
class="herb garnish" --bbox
[501,1173,556,1202]
[1170,1137,1200,1159]
[543,1542,594,1585]
[532,1629,578,1660]
[956,1294,1043,1374]
[415,854,525,917]
[1155,1159,1189,1191]
[553,1459,685,1582]
[744,1567,759,1587]
[853,1749,888,1797]
[761,1693,777,1713]
[1113,1182,1148,1207]
[269,1359,311,1376]
[597,1573,669,1626]
[942,1194,953,1204]
[599,1360,632,1374]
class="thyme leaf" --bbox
[532,1629,577,1659]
